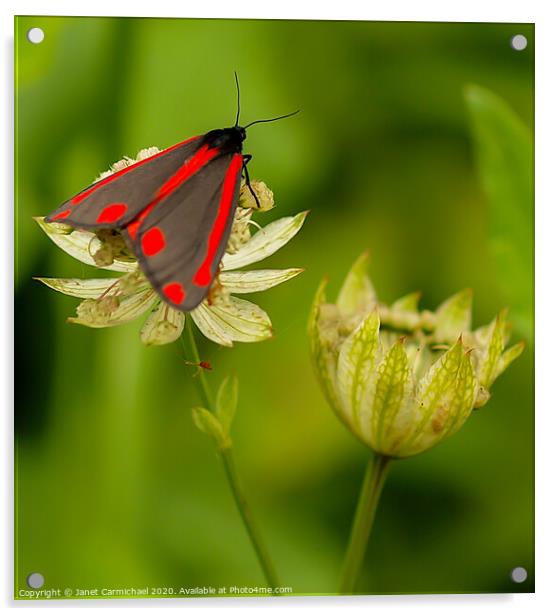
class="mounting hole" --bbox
[510,566,528,583]
[27,27,44,44]
[510,34,527,51]
[26,572,45,589]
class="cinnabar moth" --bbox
[45,75,298,312]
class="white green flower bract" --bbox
[308,253,524,458]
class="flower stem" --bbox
[220,446,281,590]
[183,315,281,590]
[339,454,391,594]
[184,315,214,409]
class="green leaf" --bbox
[216,375,239,433]
[465,85,533,340]
[192,407,230,450]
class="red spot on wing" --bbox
[52,209,71,220]
[97,203,128,223]
[71,135,200,206]
[125,144,220,241]
[193,154,243,287]
[163,282,186,305]
[141,227,166,256]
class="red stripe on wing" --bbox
[71,135,200,206]
[193,153,243,287]
[126,143,220,241]
[155,144,219,198]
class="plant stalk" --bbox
[220,446,281,590]
[339,454,391,594]
[183,315,281,591]
[184,315,214,409]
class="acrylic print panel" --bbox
[15,16,534,599]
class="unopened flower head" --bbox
[308,253,524,458]
[36,147,307,347]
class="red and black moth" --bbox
[45,77,298,312]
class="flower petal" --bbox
[191,303,233,347]
[34,277,120,299]
[396,339,477,457]
[192,297,272,345]
[391,291,421,313]
[336,252,376,317]
[206,297,272,343]
[219,268,303,293]
[477,310,506,388]
[433,289,473,344]
[336,310,381,436]
[308,279,343,415]
[221,211,308,271]
[35,217,136,272]
[68,288,158,328]
[495,341,525,380]
[140,302,185,346]
[369,339,413,454]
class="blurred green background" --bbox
[15,17,534,597]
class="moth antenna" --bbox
[244,109,300,129]
[234,71,241,127]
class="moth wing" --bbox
[45,137,202,229]
[127,152,244,312]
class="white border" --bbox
[2,1,555,614]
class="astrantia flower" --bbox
[309,253,524,458]
[36,147,306,347]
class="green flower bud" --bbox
[309,253,524,458]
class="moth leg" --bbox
[242,154,261,209]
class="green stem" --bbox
[220,447,281,590]
[339,454,391,594]
[184,315,214,409]
[183,315,281,591]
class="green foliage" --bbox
[216,375,239,434]
[465,84,533,339]
[192,406,231,450]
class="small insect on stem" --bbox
[184,360,213,377]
